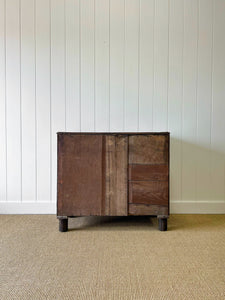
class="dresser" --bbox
[57,132,169,232]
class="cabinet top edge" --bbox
[57,132,170,136]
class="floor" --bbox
[0,214,225,300]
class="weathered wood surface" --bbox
[129,181,168,206]
[129,134,169,164]
[104,135,128,216]
[57,132,170,221]
[57,134,103,216]
[128,204,168,216]
[129,164,168,181]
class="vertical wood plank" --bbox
[196,0,213,202]
[36,0,51,202]
[21,0,36,201]
[109,0,125,131]
[65,0,80,132]
[168,0,184,203]
[139,0,154,131]
[153,0,169,132]
[51,0,66,202]
[211,0,225,202]
[95,0,110,132]
[5,0,21,201]
[0,0,6,201]
[105,135,128,215]
[182,0,198,202]
[80,0,94,131]
[105,135,115,214]
[124,0,139,131]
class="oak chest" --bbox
[57,132,170,231]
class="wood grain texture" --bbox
[57,134,103,216]
[129,134,169,164]
[129,164,168,181]
[128,204,168,215]
[105,135,128,216]
[57,132,169,217]
[129,181,168,206]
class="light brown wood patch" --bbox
[104,135,128,216]
[129,134,169,164]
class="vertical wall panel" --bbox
[139,0,154,132]
[211,0,225,202]
[36,0,51,202]
[0,0,225,212]
[153,0,169,132]
[182,0,198,202]
[80,0,94,131]
[196,0,213,202]
[168,0,184,203]
[65,0,80,132]
[124,0,139,131]
[109,0,125,131]
[21,0,36,201]
[51,0,66,202]
[95,0,110,132]
[5,0,21,202]
[0,0,6,201]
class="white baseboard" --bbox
[0,201,224,214]
[170,201,225,214]
[0,202,56,214]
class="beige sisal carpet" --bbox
[0,214,225,300]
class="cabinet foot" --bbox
[58,218,68,232]
[158,218,167,231]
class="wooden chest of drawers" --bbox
[57,132,169,231]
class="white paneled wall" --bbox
[0,0,225,214]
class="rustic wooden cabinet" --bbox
[57,132,169,232]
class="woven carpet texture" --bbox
[0,215,225,300]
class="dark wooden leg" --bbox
[58,217,68,232]
[158,218,167,231]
